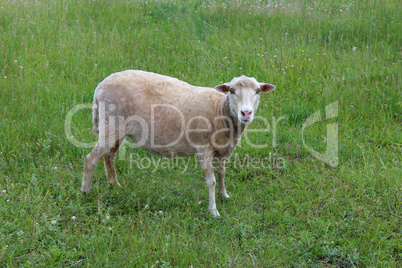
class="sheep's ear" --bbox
[215,83,231,93]
[259,83,276,93]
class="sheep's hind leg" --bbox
[217,160,230,199]
[104,139,124,188]
[82,142,110,193]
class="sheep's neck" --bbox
[222,97,246,136]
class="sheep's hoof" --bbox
[209,209,221,217]
[109,181,121,188]
[81,189,89,195]
[80,186,90,194]
[219,192,230,199]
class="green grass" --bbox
[0,0,401,266]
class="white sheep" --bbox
[82,70,276,217]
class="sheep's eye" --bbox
[230,90,236,95]
[256,90,261,95]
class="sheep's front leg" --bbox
[217,160,230,199]
[198,152,220,217]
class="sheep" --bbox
[82,70,276,217]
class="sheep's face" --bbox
[216,76,275,124]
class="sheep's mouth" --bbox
[241,119,251,124]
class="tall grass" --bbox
[0,0,400,266]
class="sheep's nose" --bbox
[241,110,253,117]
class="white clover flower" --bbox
[51,220,57,225]
[2,190,6,194]
[71,216,76,221]
[108,227,112,231]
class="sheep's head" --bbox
[215,76,275,124]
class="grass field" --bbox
[0,0,401,266]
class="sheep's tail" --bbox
[92,97,99,135]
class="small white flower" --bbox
[353,47,357,51]
[19,66,23,69]
[94,63,97,67]
[3,76,6,79]
[71,216,76,221]
[342,77,345,81]
[2,190,6,194]
[105,215,110,221]
[54,167,57,170]
[108,227,112,231]
[308,59,311,61]
[6,199,10,202]
[14,60,17,63]
[144,204,149,210]
[51,220,57,225]
[159,211,163,214]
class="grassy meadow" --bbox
[0,0,401,266]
